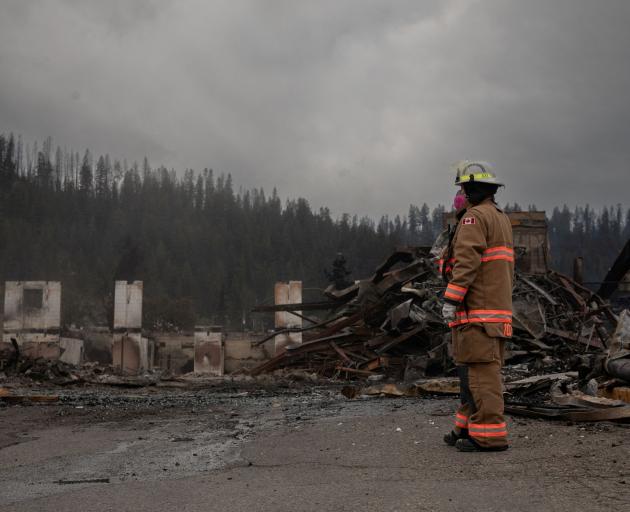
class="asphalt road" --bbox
[1,386,629,511]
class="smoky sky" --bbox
[1,0,630,218]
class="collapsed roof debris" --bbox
[252,247,630,421]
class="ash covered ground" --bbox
[1,379,629,512]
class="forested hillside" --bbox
[1,133,628,329]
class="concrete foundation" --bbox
[194,328,224,376]
[224,333,271,373]
[151,330,271,375]
[112,333,150,374]
[154,334,195,374]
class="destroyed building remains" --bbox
[251,246,617,378]
[2,213,630,422]
[251,240,630,421]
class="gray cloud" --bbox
[1,0,629,217]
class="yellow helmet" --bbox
[453,160,504,187]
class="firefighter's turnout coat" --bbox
[442,198,514,343]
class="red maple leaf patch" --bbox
[462,217,476,225]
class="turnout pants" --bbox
[451,324,508,449]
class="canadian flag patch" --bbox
[462,217,476,225]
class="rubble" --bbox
[251,246,630,419]
[605,309,630,381]
[341,378,461,399]
[2,245,629,424]
[252,247,618,377]
[0,354,84,385]
[0,336,332,393]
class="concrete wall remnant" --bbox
[194,327,224,375]
[152,329,268,375]
[508,212,549,274]
[114,281,143,329]
[274,281,303,354]
[3,281,62,343]
[224,333,271,373]
[18,341,61,360]
[112,281,147,374]
[59,338,84,366]
[112,334,150,374]
[154,334,195,374]
[80,328,113,365]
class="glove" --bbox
[442,302,457,324]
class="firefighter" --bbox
[441,161,514,452]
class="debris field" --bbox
[252,247,630,422]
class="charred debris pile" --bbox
[252,247,630,421]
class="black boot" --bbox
[443,430,467,446]
[455,438,508,452]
